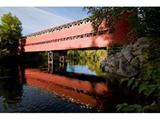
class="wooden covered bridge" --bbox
[19,12,131,72]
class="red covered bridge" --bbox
[20,13,131,53]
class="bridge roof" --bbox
[21,13,131,52]
[24,17,91,38]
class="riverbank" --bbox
[101,37,160,112]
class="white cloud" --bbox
[0,7,72,35]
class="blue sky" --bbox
[0,7,89,35]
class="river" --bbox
[0,51,126,112]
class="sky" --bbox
[0,7,89,36]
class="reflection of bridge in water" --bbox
[25,68,110,110]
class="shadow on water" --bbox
[0,65,26,109]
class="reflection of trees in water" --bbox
[22,50,108,75]
[67,49,108,76]
[23,52,48,68]
[0,65,26,109]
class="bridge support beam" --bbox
[48,51,67,73]
[48,51,54,73]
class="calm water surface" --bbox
[0,56,113,113]
[0,84,93,112]
[0,50,139,112]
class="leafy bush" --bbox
[116,38,160,112]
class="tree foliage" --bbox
[85,7,160,38]
[138,8,160,37]
[85,7,135,30]
[0,13,22,58]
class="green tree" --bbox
[85,7,160,38]
[138,8,160,37]
[0,13,22,59]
